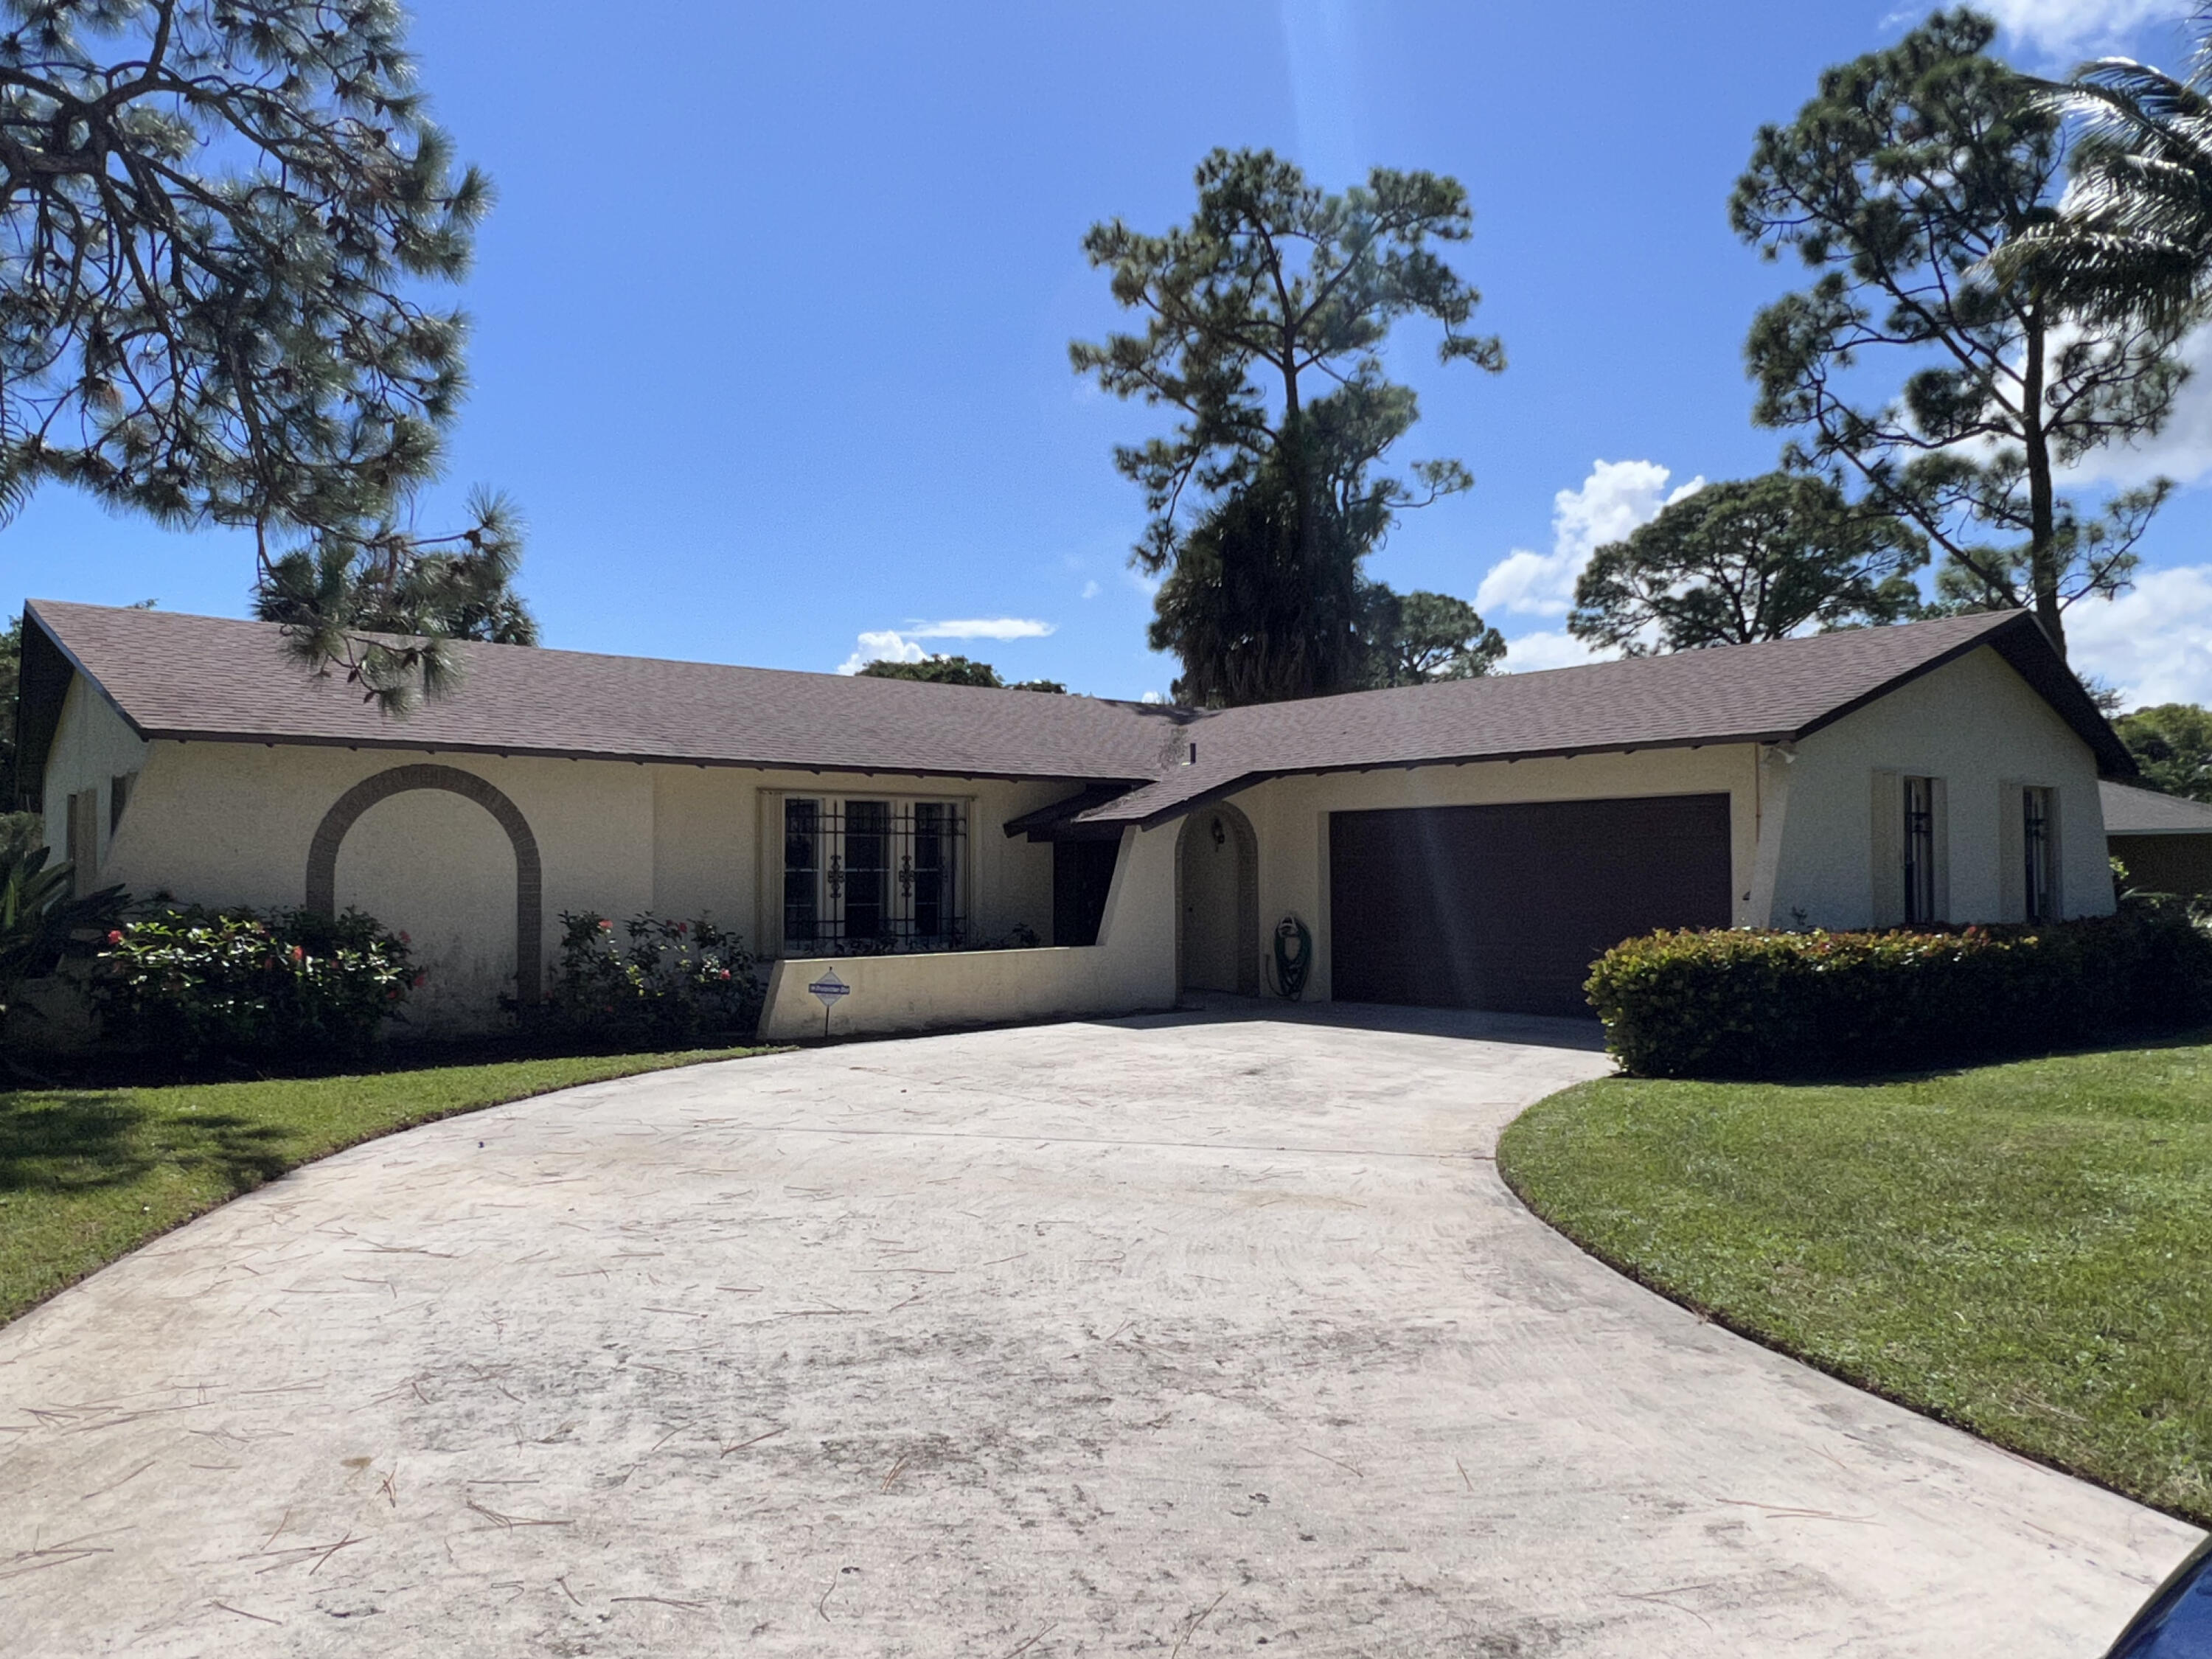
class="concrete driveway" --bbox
[1,1006,2198,1656]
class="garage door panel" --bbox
[1329,794,1733,1016]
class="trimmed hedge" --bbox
[1585,901,2212,1079]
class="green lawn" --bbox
[0,1047,768,1325]
[1498,1035,2212,1527]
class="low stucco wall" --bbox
[757,824,1178,1040]
[759,943,1158,1041]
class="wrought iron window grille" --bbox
[784,797,967,954]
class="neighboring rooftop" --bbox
[18,600,2131,825]
[2101,779,2212,837]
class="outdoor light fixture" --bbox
[1211,817,1226,848]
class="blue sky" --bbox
[3,0,2208,704]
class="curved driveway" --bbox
[1,1005,2198,1655]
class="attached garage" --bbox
[1328,794,1734,1018]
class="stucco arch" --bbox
[305,764,542,1000]
[1175,800,1259,997]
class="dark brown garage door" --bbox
[1329,795,1733,1018]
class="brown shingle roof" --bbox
[25,599,1187,782]
[1072,609,2131,826]
[24,601,2129,823]
[2101,779,2212,835]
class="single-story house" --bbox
[2102,779,2212,895]
[15,599,2133,1041]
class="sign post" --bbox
[807,969,851,1040]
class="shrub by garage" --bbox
[1585,901,2212,1079]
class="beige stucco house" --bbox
[16,601,2134,1041]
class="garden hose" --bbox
[1269,914,1312,1000]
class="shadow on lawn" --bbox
[0,1091,291,1197]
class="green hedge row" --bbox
[1585,901,2212,1079]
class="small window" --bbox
[782,796,967,953]
[2023,787,2055,922]
[109,772,133,835]
[1903,775,1938,925]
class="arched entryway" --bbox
[1177,801,1259,996]
[305,764,543,1002]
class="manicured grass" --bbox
[0,1047,769,1325]
[1498,1035,2212,1526]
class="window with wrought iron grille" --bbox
[782,796,967,953]
[2022,786,2055,922]
[1902,775,1938,925]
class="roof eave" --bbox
[1089,730,1804,830]
[131,723,1152,788]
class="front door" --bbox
[1180,810,1243,992]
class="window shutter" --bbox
[2045,787,2064,919]
[1997,782,2024,922]
[757,790,783,959]
[1870,770,1903,928]
[1930,776,1950,925]
[67,787,98,896]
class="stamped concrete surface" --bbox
[1,1006,2199,1657]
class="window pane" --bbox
[845,801,890,941]
[912,802,955,940]
[2024,787,2053,922]
[784,799,820,945]
[1904,776,1936,925]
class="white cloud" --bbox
[838,630,931,675]
[1080,580,1102,601]
[1498,630,1608,673]
[833,615,1056,675]
[1475,459,1704,619]
[1974,0,2172,55]
[910,616,1054,641]
[1140,689,1168,704]
[2065,565,2212,705]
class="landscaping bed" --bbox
[0,1046,770,1325]
[1498,1034,2212,1527]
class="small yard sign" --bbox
[807,970,850,1038]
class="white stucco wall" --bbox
[1225,745,1764,1005]
[1767,644,2113,928]
[67,717,1070,1034]
[38,676,151,879]
[757,824,1178,1041]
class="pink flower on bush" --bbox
[411,971,426,988]
[105,930,123,945]
[289,945,306,962]
[399,931,411,945]
[597,918,613,932]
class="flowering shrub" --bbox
[1585,900,2212,1079]
[544,911,762,1045]
[94,904,416,1062]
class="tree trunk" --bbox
[2020,315,2067,661]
